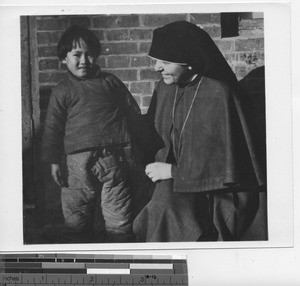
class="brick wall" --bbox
[35,13,264,115]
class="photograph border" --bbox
[0,1,293,252]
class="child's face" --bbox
[62,38,97,79]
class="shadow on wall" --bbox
[238,65,268,240]
[239,65,266,175]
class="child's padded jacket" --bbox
[41,70,141,163]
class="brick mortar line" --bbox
[36,28,156,32]
[37,40,151,45]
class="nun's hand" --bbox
[145,162,172,182]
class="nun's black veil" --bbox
[148,20,237,87]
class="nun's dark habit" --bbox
[133,21,267,242]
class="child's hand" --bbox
[51,164,65,188]
[145,162,172,182]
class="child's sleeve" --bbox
[115,77,141,120]
[121,79,164,165]
[40,86,67,163]
[110,75,161,164]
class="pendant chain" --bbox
[171,77,203,156]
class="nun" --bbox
[133,21,267,242]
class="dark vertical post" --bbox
[220,13,240,38]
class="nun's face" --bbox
[154,60,193,85]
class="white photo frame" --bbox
[0,0,295,261]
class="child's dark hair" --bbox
[57,25,101,60]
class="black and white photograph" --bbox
[21,12,268,245]
[0,0,298,284]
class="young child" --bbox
[41,25,141,243]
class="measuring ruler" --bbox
[0,253,188,285]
